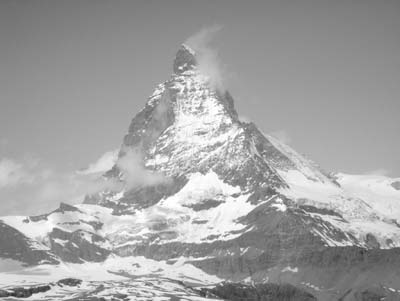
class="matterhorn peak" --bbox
[173,44,197,74]
[2,40,400,301]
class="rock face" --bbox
[392,181,400,190]
[1,44,400,300]
[201,282,317,301]
[0,284,51,298]
[0,221,58,266]
[49,227,110,263]
[89,44,400,299]
[97,44,334,212]
[1,202,110,264]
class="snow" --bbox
[282,266,298,273]
[99,171,254,244]
[336,173,400,222]
[301,281,322,291]
[0,172,254,251]
[161,171,239,207]
[0,255,222,300]
[275,169,400,247]
[271,198,287,212]
[145,70,243,177]
[266,134,331,184]
[0,254,221,287]
[53,238,68,247]
[1,47,400,297]
[1,209,100,244]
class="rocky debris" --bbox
[199,282,317,301]
[339,286,393,301]
[354,290,385,301]
[184,199,224,211]
[0,278,82,299]
[24,202,82,223]
[391,181,400,190]
[0,221,59,265]
[25,213,48,222]
[0,284,51,298]
[54,202,82,214]
[49,227,110,263]
[298,205,344,218]
[57,278,82,286]
[73,297,106,301]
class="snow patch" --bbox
[282,266,298,273]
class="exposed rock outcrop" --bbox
[0,221,58,266]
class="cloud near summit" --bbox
[184,25,226,90]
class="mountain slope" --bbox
[1,44,400,300]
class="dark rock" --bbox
[0,221,59,265]
[49,227,110,263]
[184,199,224,211]
[391,181,400,190]
[57,278,82,286]
[54,202,82,214]
[173,44,197,74]
[365,233,380,249]
[28,202,81,222]
[0,284,51,298]
[299,205,344,218]
[202,282,317,301]
[28,213,48,222]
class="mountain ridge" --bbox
[1,44,400,300]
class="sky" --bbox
[0,0,399,214]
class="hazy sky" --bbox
[0,0,399,213]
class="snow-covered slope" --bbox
[1,43,400,300]
[336,173,400,221]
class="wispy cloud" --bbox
[116,148,169,190]
[0,157,42,188]
[0,155,117,216]
[77,149,119,175]
[185,25,226,90]
[270,130,292,144]
[0,146,171,216]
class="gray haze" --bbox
[0,0,399,214]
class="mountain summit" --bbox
[1,44,400,300]
[173,44,197,74]
[108,44,334,201]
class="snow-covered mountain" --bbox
[1,44,400,300]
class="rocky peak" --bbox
[54,202,81,214]
[104,41,337,204]
[173,44,197,74]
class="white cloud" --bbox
[0,157,46,188]
[0,147,170,216]
[0,155,117,216]
[270,130,292,144]
[77,149,119,175]
[116,148,168,190]
[185,25,227,90]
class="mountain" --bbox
[1,44,400,300]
